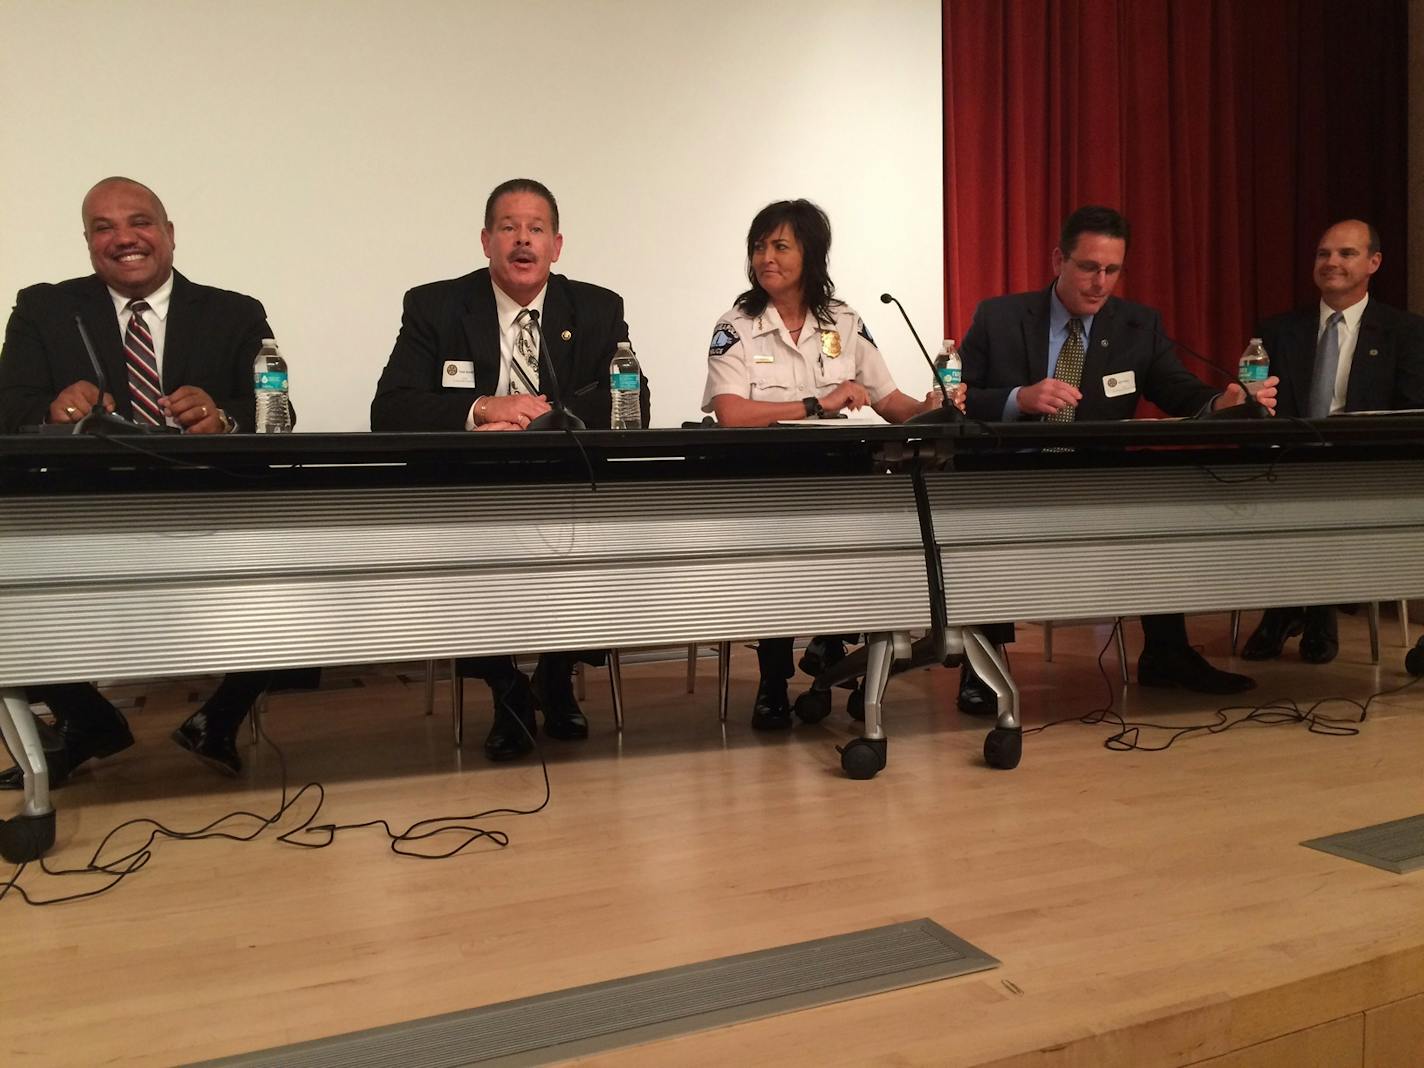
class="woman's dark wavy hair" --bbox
[734,199,838,324]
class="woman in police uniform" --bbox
[701,198,961,729]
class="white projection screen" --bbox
[0,0,944,430]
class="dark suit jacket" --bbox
[0,271,272,433]
[1258,299,1424,417]
[961,284,1218,422]
[370,268,650,431]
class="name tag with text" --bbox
[1102,370,1136,398]
[442,360,476,388]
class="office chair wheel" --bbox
[793,688,832,724]
[846,685,865,721]
[837,737,887,780]
[983,727,1022,770]
[0,810,55,863]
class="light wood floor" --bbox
[3,613,1422,1067]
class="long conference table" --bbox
[3,415,1424,861]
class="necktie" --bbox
[1047,317,1085,423]
[124,299,163,425]
[509,309,541,395]
[1308,311,1344,418]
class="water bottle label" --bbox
[610,372,640,391]
[937,367,962,388]
[1239,363,1268,383]
[256,371,289,390]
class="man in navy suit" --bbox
[957,205,1275,709]
[1243,219,1424,664]
[372,178,649,761]
[0,177,275,785]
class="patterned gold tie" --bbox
[1047,317,1085,423]
[509,309,540,395]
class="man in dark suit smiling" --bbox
[1243,219,1424,664]
[0,176,275,784]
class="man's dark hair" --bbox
[483,178,559,232]
[1059,205,1130,255]
[735,199,837,323]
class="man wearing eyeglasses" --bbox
[955,204,1274,704]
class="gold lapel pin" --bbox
[561,330,572,342]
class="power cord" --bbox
[0,711,550,907]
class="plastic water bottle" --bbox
[1238,337,1269,395]
[934,338,962,392]
[253,339,291,433]
[609,342,642,429]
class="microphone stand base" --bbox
[527,409,587,432]
[905,407,964,426]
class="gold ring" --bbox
[64,405,77,417]
[201,406,208,417]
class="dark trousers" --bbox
[456,651,598,683]
[756,634,860,682]
[30,669,271,737]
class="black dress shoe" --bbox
[1241,607,1304,661]
[171,712,242,776]
[1138,646,1256,695]
[483,672,538,761]
[750,680,792,730]
[798,636,846,677]
[957,664,998,717]
[531,658,589,741]
[0,714,134,790]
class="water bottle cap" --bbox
[1249,337,1262,345]
[616,341,633,350]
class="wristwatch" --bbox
[802,395,824,419]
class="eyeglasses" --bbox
[1069,259,1123,278]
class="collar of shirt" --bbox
[108,271,174,323]
[492,279,549,336]
[1318,293,1368,337]
[1047,284,1095,378]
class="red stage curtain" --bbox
[943,0,1409,396]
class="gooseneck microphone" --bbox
[1124,317,1269,421]
[72,315,173,435]
[879,293,962,425]
[524,308,587,432]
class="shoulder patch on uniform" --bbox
[857,321,877,346]
[708,321,741,357]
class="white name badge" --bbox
[1102,370,1136,398]
[442,360,476,388]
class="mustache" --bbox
[510,248,537,264]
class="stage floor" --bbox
[3,612,1422,1066]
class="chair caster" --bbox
[0,809,55,863]
[846,685,865,722]
[983,727,1022,770]
[793,688,832,724]
[837,737,887,779]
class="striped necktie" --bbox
[1047,317,1085,423]
[509,309,540,395]
[124,299,163,425]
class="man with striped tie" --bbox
[0,176,274,785]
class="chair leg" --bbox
[1368,602,1381,665]
[1230,610,1241,654]
[249,692,266,746]
[1114,618,1129,684]
[575,662,587,701]
[717,641,731,723]
[424,659,436,716]
[1043,621,1053,663]
[686,643,698,693]
[1399,599,1411,648]
[449,659,463,748]
[602,650,623,732]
